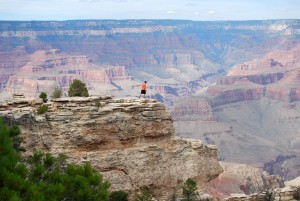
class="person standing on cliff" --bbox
[139,81,147,98]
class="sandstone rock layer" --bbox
[0,96,223,199]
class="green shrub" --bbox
[110,190,129,201]
[294,187,300,200]
[68,79,89,97]
[0,118,23,201]
[51,87,63,98]
[95,98,103,108]
[39,92,48,103]
[25,152,110,201]
[182,178,198,201]
[37,105,48,114]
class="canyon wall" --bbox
[0,49,139,101]
[1,20,300,106]
[0,96,222,200]
[173,45,300,180]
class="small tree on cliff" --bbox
[51,86,63,98]
[0,118,110,201]
[39,92,48,103]
[68,79,89,97]
[182,178,198,201]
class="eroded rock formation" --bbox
[173,45,300,181]
[0,49,138,101]
[206,162,284,199]
[1,20,300,106]
[0,96,222,200]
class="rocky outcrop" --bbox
[205,162,284,199]
[0,96,223,200]
[207,163,300,201]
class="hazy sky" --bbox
[0,0,300,21]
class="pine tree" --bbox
[68,79,89,97]
[51,87,63,98]
[182,178,198,201]
[0,117,25,201]
[39,92,48,103]
[0,118,110,201]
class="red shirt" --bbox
[141,83,146,90]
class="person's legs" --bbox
[140,90,146,98]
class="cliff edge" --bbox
[0,96,223,199]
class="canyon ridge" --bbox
[1,19,300,195]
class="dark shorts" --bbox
[141,90,146,94]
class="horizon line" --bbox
[0,18,299,22]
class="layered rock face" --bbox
[0,96,222,199]
[173,45,300,180]
[0,49,139,100]
[0,46,30,90]
[1,20,300,106]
